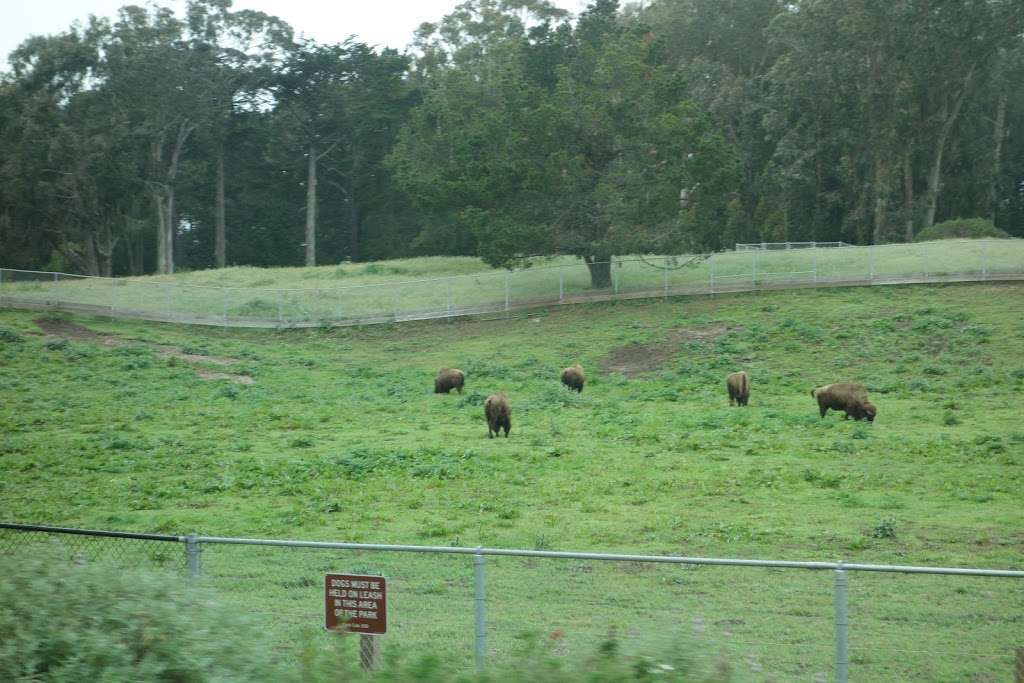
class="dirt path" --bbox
[34,319,254,385]
[601,323,737,377]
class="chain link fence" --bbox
[2,523,1022,681]
[734,242,853,250]
[2,240,1022,328]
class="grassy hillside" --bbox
[1,282,1022,680]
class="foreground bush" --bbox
[0,553,747,682]
[915,218,1009,241]
[0,553,287,681]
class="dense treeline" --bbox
[1,0,1021,280]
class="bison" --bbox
[560,364,585,393]
[434,367,465,394]
[726,371,750,406]
[812,382,876,422]
[484,393,512,438]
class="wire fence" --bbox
[734,241,853,251]
[1,239,1022,328]
[2,523,1022,682]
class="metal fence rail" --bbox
[1,239,1022,329]
[2,522,1022,682]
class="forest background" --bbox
[1,0,1021,287]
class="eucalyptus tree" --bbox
[182,0,291,268]
[0,24,146,276]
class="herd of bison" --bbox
[433,365,877,439]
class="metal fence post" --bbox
[474,550,487,671]
[559,269,564,302]
[663,259,669,299]
[277,290,284,325]
[709,256,715,294]
[834,563,848,683]
[447,279,453,317]
[185,534,201,578]
[504,272,510,314]
[613,260,619,295]
[981,240,989,280]
[869,244,875,281]
[752,249,758,286]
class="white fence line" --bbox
[735,241,853,251]
[1,240,1022,329]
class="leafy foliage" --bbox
[0,553,286,681]
[915,218,1010,242]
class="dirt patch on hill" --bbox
[34,318,252,384]
[601,323,737,377]
[34,318,121,346]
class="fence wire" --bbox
[2,240,1022,328]
[2,524,1023,681]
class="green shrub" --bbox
[0,553,287,681]
[0,328,24,344]
[914,218,1009,242]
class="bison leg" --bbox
[819,405,828,418]
[457,386,463,394]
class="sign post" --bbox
[325,573,387,670]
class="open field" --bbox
[1,282,1023,680]
[2,239,1022,326]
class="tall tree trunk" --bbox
[305,143,317,267]
[348,158,359,261]
[923,65,976,229]
[215,141,227,269]
[154,191,169,274]
[903,148,915,242]
[80,236,101,277]
[872,152,887,245]
[990,92,1007,222]
[154,119,196,275]
[585,256,612,289]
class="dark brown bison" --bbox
[812,382,876,422]
[560,364,585,393]
[484,393,511,438]
[434,368,465,394]
[726,371,750,406]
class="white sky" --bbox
[2,0,591,69]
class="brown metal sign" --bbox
[325,574,387,634]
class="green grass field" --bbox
[1,281,1023,680]
[2,239,1022,325]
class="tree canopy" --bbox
[1,0,1021,282]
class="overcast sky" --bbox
[2,0,590,69]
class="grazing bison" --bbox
[812,382,876,422]
[434,368,465,394]
[726,371,750,406]
[560,364,585,393]
[484,393,512,438]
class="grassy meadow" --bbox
[2,239,1022,325]
[1,281,1023,680]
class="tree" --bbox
[393,0,738,287]
[183,0,291,268]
